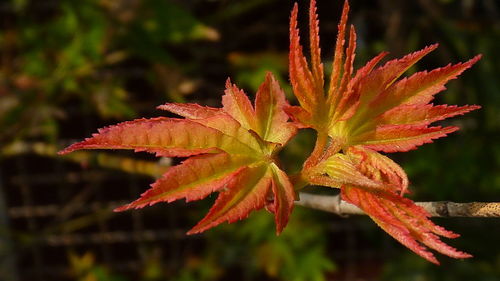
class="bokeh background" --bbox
[1,0,499,280]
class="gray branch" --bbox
[296,192,500,217]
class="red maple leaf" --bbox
[60,0,481,265]
[60,73,297,234]
[289,0,479,264]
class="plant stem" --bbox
[289,174,309,191]
[296,192,500,217]
[303,131,329,170]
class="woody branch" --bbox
[297,192,500,218]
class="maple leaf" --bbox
[59,0,481,265]
[288,0,480,148]
[340,146,471,264]
[289,0,479,263]
[60,73,297,234]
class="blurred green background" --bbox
[0,0,499,280]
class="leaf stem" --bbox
[294,131,336,191]
[289,174,309,191]
[303,131,329,169]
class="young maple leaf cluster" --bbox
[61,74,297,234]
[60,0,480,264]
[287,0,479,264]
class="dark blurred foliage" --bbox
[0,0,499,280]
